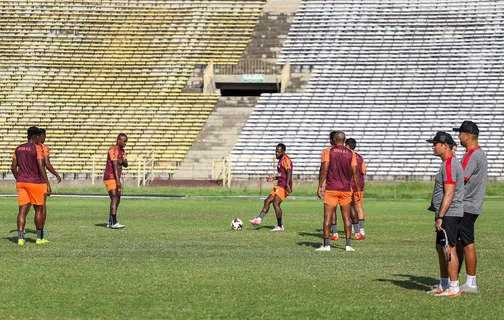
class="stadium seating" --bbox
[0,0,265,175]
[232,0,504,179]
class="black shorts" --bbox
[457,212,479,246]
[436,216,462,247]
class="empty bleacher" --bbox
[231,0,504,179]
[0,0,265,175]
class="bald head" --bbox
[332,131,346,145]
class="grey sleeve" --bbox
[464,158,478,181]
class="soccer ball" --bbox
[231,218,243,231]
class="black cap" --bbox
[426,131,456,146]
[453,121,479,135]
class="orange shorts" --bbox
[270,186,289,201]
[16,182,45,206]
[324,190,353,207]
[352,191,364,205]
[42,184,48,194]
[104,179,121,192]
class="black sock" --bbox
[18,231,24,240]
[111,214,117,224]
[277,218,282,227]
[258,211,266,219]
[331,224,337,234]
[324,238,330,247]
[353,223,359,234]
[346,238,351,247]
[36,229,43,240]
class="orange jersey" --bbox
[104,145,126,181]
[277,154,292,190]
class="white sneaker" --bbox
[426,287,444,295]
[345,246,355,252]
[315,245,331,251]
[271,226,284,231]
[110,222,125,229]
[459,283,478,293]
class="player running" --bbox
[11,126,52,245]
[104,133,128,229]
[426,131,464,297]
[345,138,367,240]
[453,121,487,293]
[249,143,292,231]
[316,131,361,252]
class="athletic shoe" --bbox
[249,218,262,225]
[23,229,27,235]
[315,245,331,251]
[110,222,125,229]
[18,239,25,246]
[36,239,49,245]
[271,226,284,232]
[459,284,478,293]
[426,287,444,295]
[345,246,355,252]
[42,230,48,236]
[355,233,366,240]
[434,288,461,297]
[330,234,340,241]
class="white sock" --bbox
[466,275,477,287]
[360,228,365,235]
[450,280,460,293]
[440,278,449,289]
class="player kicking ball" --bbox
[249,143,292,231]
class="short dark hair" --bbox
[39,128,46,135]
[276,143,286,151]
[345,138,357,150]
[27,126,40,138]
[117,133,128,140]
[330,131,337,141]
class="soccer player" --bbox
[104,133,128,229]
[320,131,340,240]
[345,138,367,240]
[425,131,464,297]
[453,121,487,293]
[38,128,62,234]
[249,143,292,231]
[11,126,52,245]
[316,131,361,252]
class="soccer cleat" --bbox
[18,239,25,246]
[315,245,331,251]
[459,284,478,293]
[355,233,366,240]
[271,225,284,232]
[330,234,340,241]
[426,287,444,295]
[249,218,262,225]
[36,238,49,245]
[434,288,461,297]
[345,246,355,252]
[110,222,125,229]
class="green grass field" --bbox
[1,190,503,319]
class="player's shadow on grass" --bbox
[376,274,438,291]
[4,236,36,244]
[297,241,322,248]
[297,231,324,239]
[249,225,275,230]
[95,223,109,228]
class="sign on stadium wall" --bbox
[242,74,265,83]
